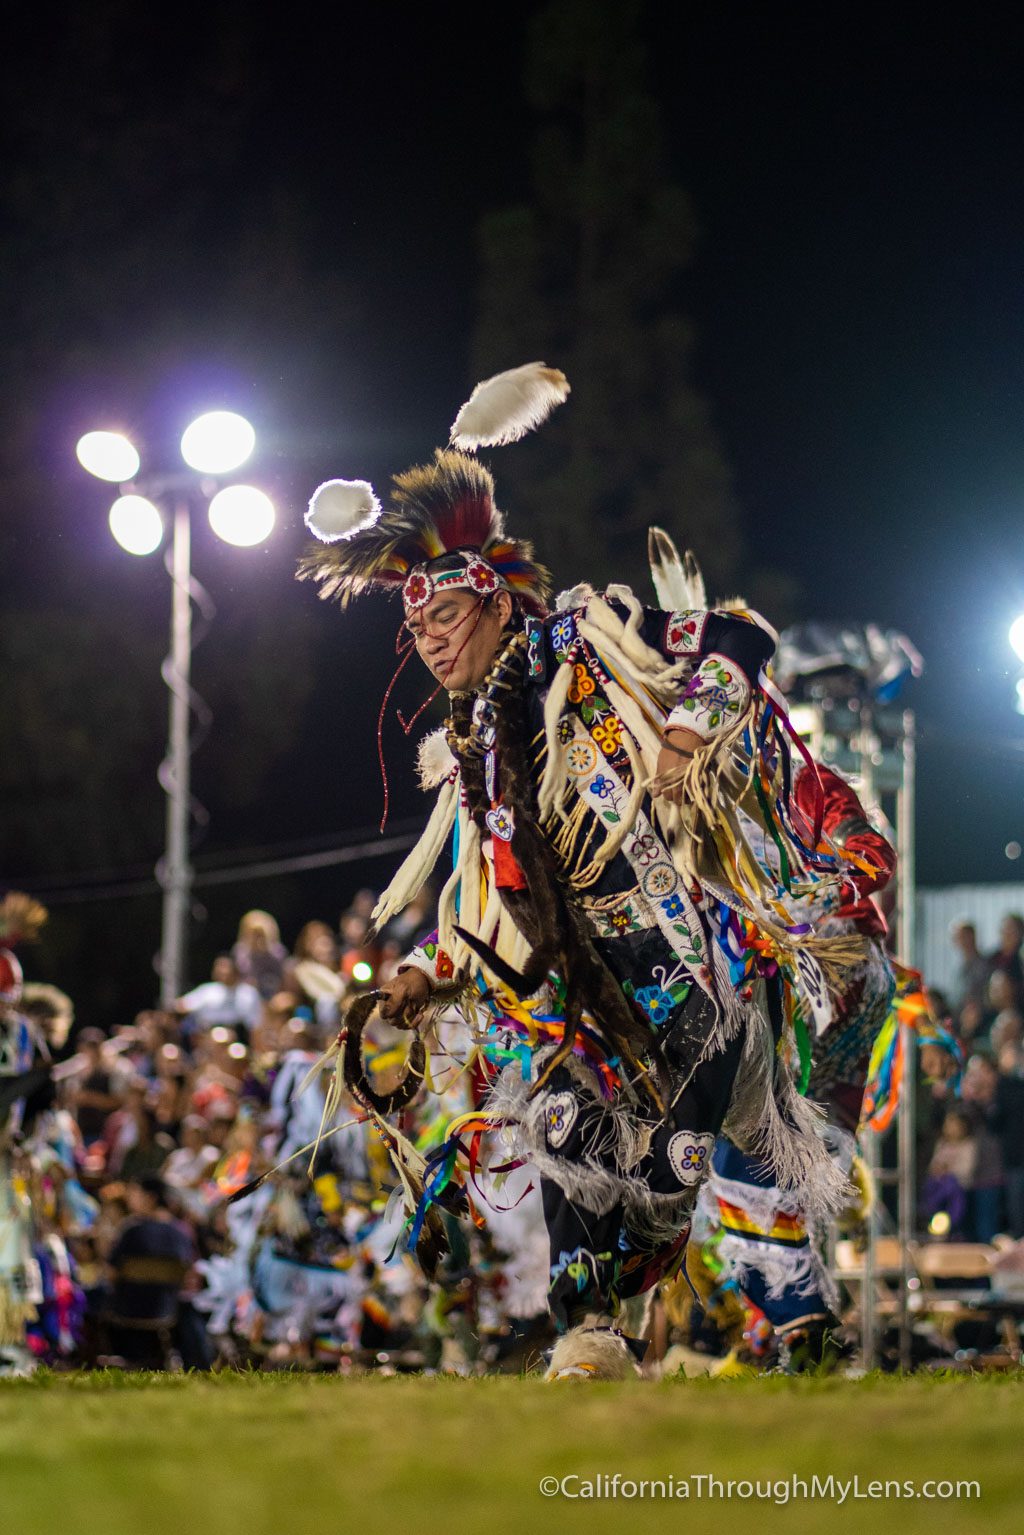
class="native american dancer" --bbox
[298,364,872,1379]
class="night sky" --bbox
[4,3,1024,1017]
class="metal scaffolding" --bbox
[779,658,918,1368]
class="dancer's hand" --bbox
[653,726,702,805]
[378,966,433,1028]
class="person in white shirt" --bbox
[176,957,262,1043]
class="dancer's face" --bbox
[406,588,513,692]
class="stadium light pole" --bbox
[76,414,275,1004]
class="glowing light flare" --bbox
[1011,615,1024,664]
[208,484,274,547]
[351,961,374,984]
[786,704,820,741]
[109,495,163,556]
[77,431,140,482]
[180,411,255,474]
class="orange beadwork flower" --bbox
[567,663,595,703]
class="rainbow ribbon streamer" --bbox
[859,967,936,1132]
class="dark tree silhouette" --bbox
[471,0,744,600]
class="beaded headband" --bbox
[401,555,508,613]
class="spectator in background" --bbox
[951,921,991,1024]
[986,970,1019,1034]
[960,1054,1005,1242]
[188,1031,242,1120]
[103,1078,170,1182]
[348,889,377,925]
[957,972,1018,1053]
[923,1108,977,1237]
[338,906,369,952]
[285,920,345,1029]
[232,910,287,1001]
[990,1009,1024,1062]
[291,921,339,970]
[987,914,1024,1011]
[133,1010,171,1065]
[162,1115,220,1219]
[70,1029,119,1147]
[150,1041,189,1140]
[957,998,989,1051]
[106,1173,201,1367]
[175,956,262,1044]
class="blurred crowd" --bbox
[7,900,1024,1375]
[918,914,1024,1244]
[2,895,549,1375]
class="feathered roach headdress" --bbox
[298,363,569,619]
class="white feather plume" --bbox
[416,728,457,790]
[648,527,707,612]
[305,479,381,543]
[450,362,570,449]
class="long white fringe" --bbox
[371,776,459,933]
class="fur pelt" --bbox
[416,728,457,790]
[545,1325,641,1381]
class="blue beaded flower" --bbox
[634,986,674,1025]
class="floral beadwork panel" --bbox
[665,652,750,739]
[663,610,709,656]
[565,722,713,995]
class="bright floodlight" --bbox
[109,495,163,556]
[1010,615,1024,664]
[180,411,255,474]
[208,484,274,547]
[76,431,140,482]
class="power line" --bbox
[14,828,424,907]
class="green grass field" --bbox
[2,1371,1020,1535]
